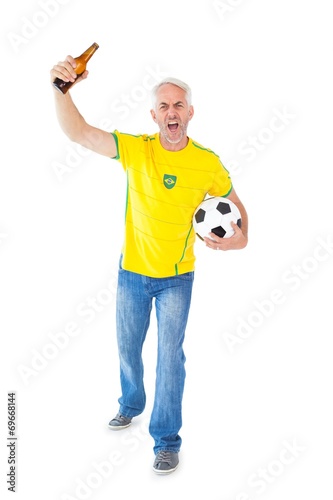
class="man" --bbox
[50,56,248,474]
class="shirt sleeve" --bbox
[110,130,143,171]
[208,159,233,197]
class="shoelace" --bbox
[156,451,173,464]
[118,416,126,422]
[115,414,130,423]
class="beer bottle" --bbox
[53,42,99,94]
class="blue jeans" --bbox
[116,259,194,454]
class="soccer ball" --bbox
[193,196,242,240]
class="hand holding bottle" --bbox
[51,43,99,94]
[50,55,87,90]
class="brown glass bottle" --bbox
[53,42,99,94]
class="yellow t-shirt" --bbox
[111,131,232,277]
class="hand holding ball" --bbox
[193,197,242,241]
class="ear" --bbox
[150,109,157,123]
[188,105,194,121]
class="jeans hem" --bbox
[154,448,180,455]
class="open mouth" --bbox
[168,121,179,132]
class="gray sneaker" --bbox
[153,451,179,474]
[108,412,132,430]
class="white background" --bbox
[1,0,332,499]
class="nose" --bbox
[167,109,178,118]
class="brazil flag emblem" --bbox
[163,174,177,189]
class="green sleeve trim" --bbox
[124,171,129,221]
[110,132,120,160]
[192,141,220,158]
[120,132,142,138]
[223,184,233,197]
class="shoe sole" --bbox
[152,463,179,475]
[107,422,132,430]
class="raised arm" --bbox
[50,55,117,158]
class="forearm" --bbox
[53,89,86,143]
[227,188,248,240]
[52,89,116,156]
[235,199,248,240]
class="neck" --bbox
[159,134,189,152]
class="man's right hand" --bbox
[50,55,88,88]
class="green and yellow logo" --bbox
[163,174,177,189]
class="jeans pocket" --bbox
[177,271,194,281]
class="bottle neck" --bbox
[81,43,99,62]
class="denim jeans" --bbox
[116,259,194,454]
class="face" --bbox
[150,84,194,151]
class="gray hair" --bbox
[151,77,192,109]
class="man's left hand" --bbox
[203,222,248,251]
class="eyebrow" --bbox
[158,100,185,107]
